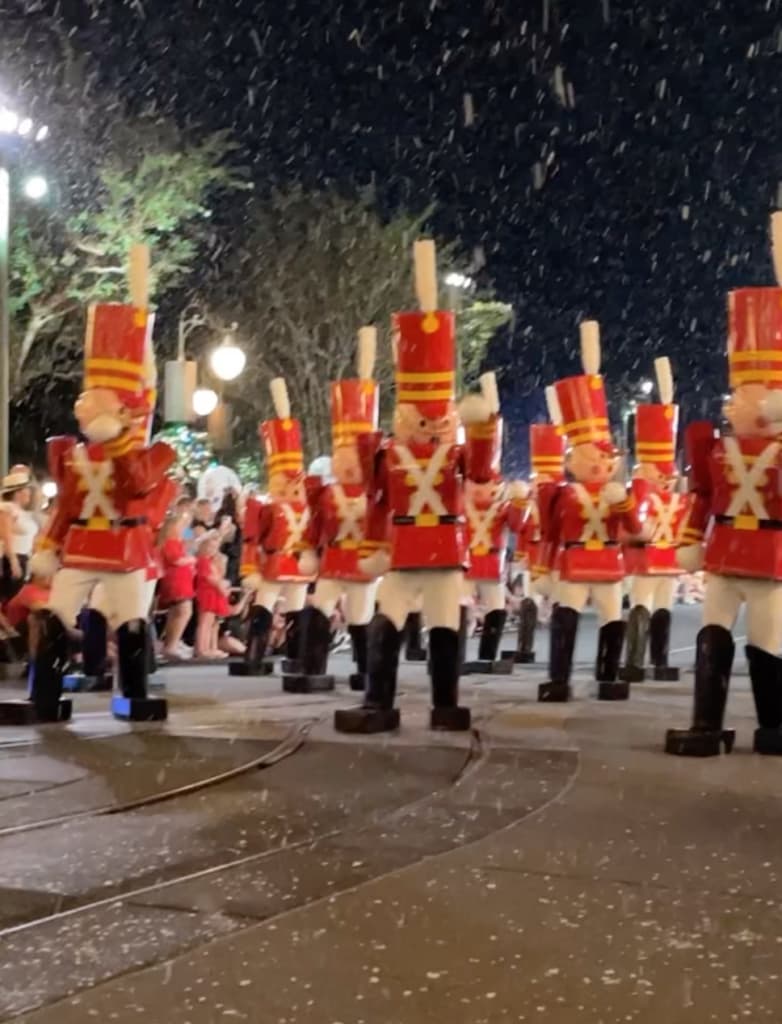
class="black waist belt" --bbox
[392,515,461,525]
[564,541,619,549]
[72,517,148,527]
[715,515,782,531]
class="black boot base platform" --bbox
[111,696,168,722]
[229,659,274,677]
[619,666,646,683]
[0,698,72,725]
[348,672,367,692]
[502,649,535,664]
[754,727,782,755]
[653,666,680,682]
[462,658,514,676]
[282,673,335,694]
[405,649,427,662]
[334,706,400,733]
[538,681,571,702]
[598,681,630,701]
[665,727,735,757]
[63,672,112,693]
[430,705,471,731]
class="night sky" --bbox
[10,0,782,470]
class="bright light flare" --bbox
[23,175,47,200]
[193,388,219,416]
[445,271,474,289]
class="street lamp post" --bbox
[0,107,48,477]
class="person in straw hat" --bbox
[0,464,37,603]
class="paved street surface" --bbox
[0,605,779,1023]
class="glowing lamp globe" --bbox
[640,379,654,396]
[41,480,57,499]
[193,388,219,417]
[0,109,19,134]
[23,175,47,200]
[209,338,246,382]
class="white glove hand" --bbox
[458,393,494,425]
[358,549,391,578]
[532,573,553,597]
[603,482,628,506]
[241,573,262,593]
[297,548,319,578]
[29,548,60,579]
[676,544,704,573]
[507,479,530,502]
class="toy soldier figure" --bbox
[293,327,385,692]
[667,214,782,756]
[0,245,175,725]
[334,239,497,733]
[536,320,643,702]
[462,378,527,674]
[621,358,687,683]
[236,378,317,679]
[502,423,566,664]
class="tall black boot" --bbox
[747,645,782,754]
[82,610,112,691]
[457,605,468,668]
[596,620,629,700]
[404,611,427,661]
[230,605,274,676]
[348,624,368,691]
[147,616,159,676]
[429,626,471,730]
[539,605,579,702]
[0,610,72,724]
[282,609,305,673]
[464,609,513,675]
[649,608,679,681]
[112,619,167,721]
[335,613,401,733]
[665,625,735,756]
[503,597,538,663]
[282,608,335,693]
[620,605,649,683]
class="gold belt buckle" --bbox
[472,544,489,556]
[415,513,438,527]
[585,539,604,551]
[340,539,359,550]
[656,541,670,550]
[86,516,110,530]
[734,514,759,531]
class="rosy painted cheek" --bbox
[590,464,600,476]
[756,416,768,431]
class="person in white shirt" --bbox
[0,465,38,602]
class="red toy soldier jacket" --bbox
[39,435,174,573]
[680,424,782,580]
[622,479,688,576]
[305,480,388,583]
[538,480,642,583]
[359,431,495,573]
[465,493,523,582]
[241,496,311,583]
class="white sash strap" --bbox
[395,443,449,517]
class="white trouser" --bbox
[252,579,309,615]
[629,575,676,614]
[48,568,149,628]
[377,570,463,632]
[462,578,506,614]
[703,574,782,655]
[312,577,378,625]
[557,579,623,626]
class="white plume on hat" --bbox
[269,378,291,420]
[579,320,601,376]
[654,357,674,405]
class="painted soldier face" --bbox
[724,383,779,438]
[74,387,133,444]
[633,462,677,491]
[331,444,362,485]
[566,442,618,485]
[394,401,458,447]
[466,478,500,504]
[268,471,305,502]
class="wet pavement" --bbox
[1,606,780,1023]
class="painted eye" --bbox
[419,419,427,428]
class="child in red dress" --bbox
[195,531,231,659]
[158,512,196,660]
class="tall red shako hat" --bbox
[83,243,152,414]
[260,377,303,479]
[551,320,613,452]
[464,371,504,477]
[529,423,566,481]
[393,239,455,419]
[331,326,379,449]
[635,356,678,474]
